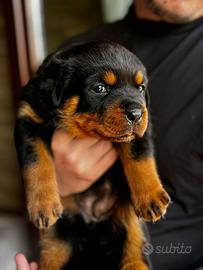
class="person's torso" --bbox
[62,10,203,270]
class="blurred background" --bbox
[0,0,132,269]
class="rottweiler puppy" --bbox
[15,41,171,270]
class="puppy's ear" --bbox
[37,50,71,107]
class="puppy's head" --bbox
[41,41,149,142]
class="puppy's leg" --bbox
[39,228,72,270]
[118,133,170,222]
[24,138,63,229]
[15,106,63,229]
[114,204,149,270]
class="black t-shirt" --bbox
[63,6,203,270]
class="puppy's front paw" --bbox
[134,188,171,222]
[28,196,63,229]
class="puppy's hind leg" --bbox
[113,203,149,270]
[39,228,72,270]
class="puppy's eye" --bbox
[138,84,145,93]
[93,85,108,94]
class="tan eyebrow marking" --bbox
[102,70,117,86]
[135,70,144,85]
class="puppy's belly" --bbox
[55,214,126,270]
[75,160,131,223]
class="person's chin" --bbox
[146,0,200,24]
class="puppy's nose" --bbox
[125,109,142,125]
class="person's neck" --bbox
[134,0,161,21]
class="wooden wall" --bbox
[44,0,102,53]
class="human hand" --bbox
[51,130,117,197]
[15,253,38,270]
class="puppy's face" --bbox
[52,42,149,142]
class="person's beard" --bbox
[144,0,194,23]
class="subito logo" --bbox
[142,242,154,256]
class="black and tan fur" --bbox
[15,41,170,270]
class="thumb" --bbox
[15,253,30,270]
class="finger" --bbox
[52,129,98,152]
[74,145,117,181]
[15,253,30,270]
[52,133,100,163]
[51,129,73,153]
[89,140,113,157]
[77,141,113,169]
[69,137,99,151]
[88,148,118,180]
[98,147,118,167]
[60,139,102,167]
[30,262,38,270]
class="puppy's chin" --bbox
[109,134,136,143]
[76,122,137,142]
